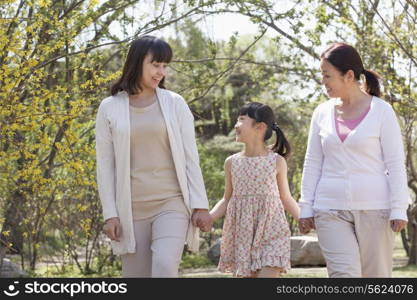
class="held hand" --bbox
[199,213,214,232]
[390,219,407,233]
[299,217,315,234]
[103,217,121,242]
[192,209,213,232]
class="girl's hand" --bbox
[200,213,215,232]
[200,217,214,232]
[299,217,315,234]
[192,209,213,232]
[390,219,407,233]
[103,217,121,242]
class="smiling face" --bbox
[234,115,265,143]
[140,53,168,91]
[320,59,350,98]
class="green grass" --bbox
[392,265,417,278]
[6,232,416,278]
[180,253,214,269]
[32,258,122,278]
[180,265,417,278]
[180,234,417,278]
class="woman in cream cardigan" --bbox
[299,43,409,277]
[95,36,212,277]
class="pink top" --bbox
[336,106,370,142]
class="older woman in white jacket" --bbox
[299,43,409,278]
[95,36,211,277]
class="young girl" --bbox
[209,102,300,278]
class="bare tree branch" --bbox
[187,29,267,105]
[367,0,417,67]
[175,57,321,83]
[33,4,211,71]
[197,7,319,60]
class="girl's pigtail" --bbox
[271,122,291,159]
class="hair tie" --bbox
[271,122,279,131]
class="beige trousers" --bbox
[314,209,394,278]
[121,211,189,278]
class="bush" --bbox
[180,253,215,269]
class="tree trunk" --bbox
[408,215,417,265]
[0,190,25,255]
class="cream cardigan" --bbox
[95,87,209,254]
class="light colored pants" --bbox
[314,209,394,278]
[121,211,189,278]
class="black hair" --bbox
[238,102,291,159]
[110,35,173,96]
[321,42,382,97]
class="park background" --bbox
[0,0,416,277]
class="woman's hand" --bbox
[199,213,214,232]
[390,219,407,233]
[299,217,315,234]
[192,209,213,232]
[103,217,121,242]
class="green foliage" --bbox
[33,257,122,278]
[1,0,416,276]
[180,253,215,269]
[197,134,240,205]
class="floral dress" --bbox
[218,151,291,277]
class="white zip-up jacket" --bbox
[300,97,410,221]
[95,87,209,255]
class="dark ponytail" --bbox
[363,69,382,97]
[238,102,291,159]
[321,42,382,97]
[271,123,291,159]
